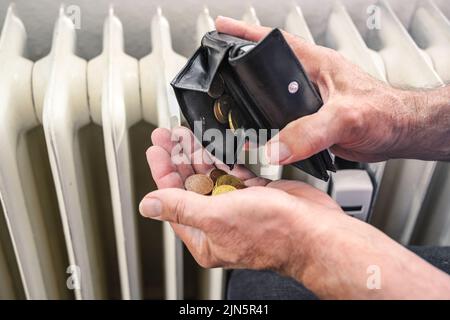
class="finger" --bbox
[215,16,272,42]
[146,146,184,189]
[151,128,195,180]
[243,176,270,187]
[213,160,256,181]
[265,107,340,164]
[140,186,290,228]
[173,127,256,180]
[172,126,215,174]
[154,126,256,181]
[139,188,215,228]
[151,127,173,151]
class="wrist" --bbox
[391,86,450,160]
[281,206,348,289]
[283,211,450,299]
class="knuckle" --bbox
[321,50,347,77]
[326,49,346,65]
[341,107,363,130]
[198,257,213,269]
[173,198,187,224]
[290,119,323,153]
[196,253,217,269]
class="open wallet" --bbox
[171,28,335,181]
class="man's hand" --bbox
[140,127,450,299]
[140,127,341,272]
[139,18,450,299]
[216,16,450,164]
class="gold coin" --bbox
[213,100,227,124]
[184,174,214,195]
[208,168,228,184]
[215,174,246,189]
[227,108,246,134]
[213,95,234,124]
[212,185,237,195]
[208,74,225,98]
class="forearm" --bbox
[287,214,450,299]
[394,85,450,161]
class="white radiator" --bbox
[0,0,449,300]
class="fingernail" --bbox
[265,141,292,164]
[139,198,162,218]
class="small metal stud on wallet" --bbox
[171,28,335,181]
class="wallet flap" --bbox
[171,32,252,93]
[228,28,323,128]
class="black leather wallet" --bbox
[171,28,335,181]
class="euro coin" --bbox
[208,168,228,183]
[228,108,246,134]
[215,174,246,189]
[212,185,237,195]
[184,174,214,195]
[208,74,225,98]
[213,100,227,124]
[213,95,234,124]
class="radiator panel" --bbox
[409,0,450,82]
[365,0,443,244]
[37,8,120,299]
[0,5,70,299]
[139,8,186,300]
[0,202,25,299]
[88,8,143,300]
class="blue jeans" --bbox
[226,246,450,300]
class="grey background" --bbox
[1,0,449,61]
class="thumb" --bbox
[139,188,213,228]
[265,108,340,164]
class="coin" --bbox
[215,174,246,189]
[228,108,245,134]
[208,74,225,98]
[212,185,237,195]
[184,174,214,195]
[208,168,228,184]
[213,95,234,124]
[213,100,227,124]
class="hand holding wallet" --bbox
[171,28,335,181]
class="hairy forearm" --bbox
[287,214,450,299]
[394,85,450,161]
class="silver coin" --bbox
[208,74,225,98]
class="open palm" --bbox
[147,127,339,210]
